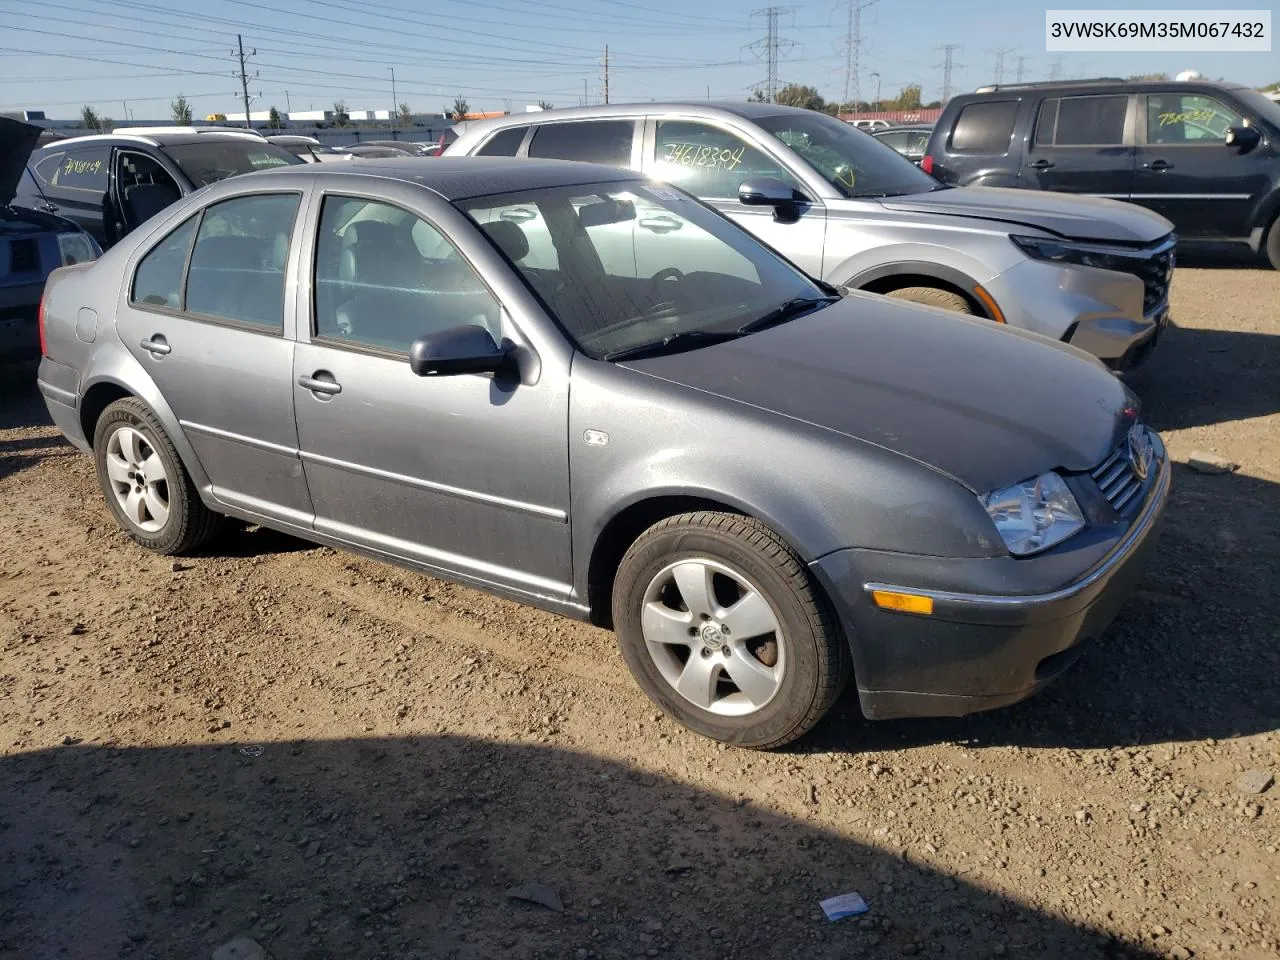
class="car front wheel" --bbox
[885,286,974,314]
[93,397,221,555]
[612,512,850,748]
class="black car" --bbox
[925,78,1280,267]
[13,129,302,248]
[871,124,933,165]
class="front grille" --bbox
[6,238,40,275]
[1132,240,1174,315]
[1090,436,1148,514]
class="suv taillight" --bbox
[37,294,48,356]
[921,154,934,175]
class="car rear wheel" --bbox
[611,512,849,749]
[885,285,974,314]
[1265,217,1280,270]
[93,398,221,555]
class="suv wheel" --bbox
[1265,217,1280,271]
[93,398,222,555]
[611,512,849,749]
[886,286,974,314]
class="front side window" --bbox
[653,120,800,199]
[462,182,827,360]
[477,126,529,157]
[1047,95,1128,146]
[949,101,1019,154]
[131,216,198,309]
[185,193,300,331]
[313,196,500,353]
[527,121,633,165]
[161,141,302,187]
[1146,94,1243,143]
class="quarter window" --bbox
[33,152,66,186]
[653,121,800,199]
[130,216,198,309]
[477,126,529,156]
[948,101,1019,154]
[1040,95,1128,146]
[527,120,633,165]
[185,193,300,331]
[313,196,500,353]
[1145,94,1242,143]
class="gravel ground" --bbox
[1,260,1277,960]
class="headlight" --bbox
[980,472,1085,556]
[1010,234,1144,272]
[56,232,100,266]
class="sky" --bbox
[2,0,1277,120]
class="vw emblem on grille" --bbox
[1127,424,1154,482]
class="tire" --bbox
[1265,218,1280,271]
[92,397,221,555]
[611,512,850,749]
[885,286,974,314]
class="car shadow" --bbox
[1174,242,1268,270]
[193,521,318,559]
[808,461,1280,754]
[0,735,1163,960]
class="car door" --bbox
[113,190,314,524]
[292,186,573,599]
[1132,91,1266,238]
[113,148,184,236]
[1020,94,1136,198]
[36,144,112,244]
[644,118,827,277]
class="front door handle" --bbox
[1029,159,1055,170]
[139,335,171,356]
[298,371,342,396]
[1143,159,1173,170]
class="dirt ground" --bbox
[1,256,1277,960]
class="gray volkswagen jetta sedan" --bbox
[36,158,1170,748]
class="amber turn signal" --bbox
[871,590,935,615]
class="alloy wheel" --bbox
[104,425,170,533]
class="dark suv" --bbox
[13,128,301,248]
[926,79,1280,268]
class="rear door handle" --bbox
[1143,159,1173,170]
[298,371,342,396]
[1029,159,1055,170]
[139,335,170,356]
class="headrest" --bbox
[482,219,530,262]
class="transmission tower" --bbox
[1049,56,1064,80]
[843,0,877,107]
[990,47,1015,85]
[747,6,797,101]
[1015,55,1029,83]
[935,44,963,103]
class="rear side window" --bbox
[33,152,66,186]
[1041,95,1128,146]
[49,147,110,192]
[876,131,908,149]
[185,193,300,332]
[948,101,1019,154]
[477,126,529,156]
[131,216,198,309]
[527,120,634,166]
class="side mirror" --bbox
[409,324,513,378]
[738,178,811,223]
[1224,125,1261,153]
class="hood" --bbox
[877,186,1173,243]
[622,294,1133,493]
[0,116,41,208]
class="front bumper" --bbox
[811,443,1170,720]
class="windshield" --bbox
[162,141,302,187]
[461,182,828,360]
[755,112,941,198]
[1237,89,1280,129]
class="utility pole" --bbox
[234,34,257,128]
[935,44,963,103]
[121,100,128,122]
[747,6,796,101]
[1015,56,1028,83]
[285,90,291,112]
[871,71,881,107]
[1049,56,1064,80]
[990,47,1015,85]
[390,67,397,126]
[602,45,609,104]
[582,78,588,106]
[843,0,877,108]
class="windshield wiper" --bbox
[604,330,742,362]
[736,296,840,335]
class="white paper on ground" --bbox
[819,891,869,921]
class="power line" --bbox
[747,6,797,100]
[843,0,877,107]
[935,44,963,103]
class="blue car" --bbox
[1,117,100,360]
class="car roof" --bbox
[242,155,641,201]
[959,77,1251,99]
[457,100,819,137]
[35,131,274,152]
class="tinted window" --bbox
[1146,94,1243,143]
[527,120,633,166]
[185,194,300,331]
[162,141,301,187]
[877,131,908,149]
[1035,99,1060,145]
[33,152,65,186]
[906,130,931,152]
[654,120,801,199]
[50,147,110,191]
[477,126,529,156]
[1053,95,1127,146]
[949,101,1019,154]
[131,216,198,309]
[313,196,500,353]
